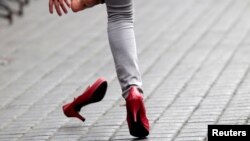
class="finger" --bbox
[49,0,54,14]
[54,0,62,16]
[59,0,68,14]
[64,0,71,8]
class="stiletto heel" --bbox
[133,110,137,122]
[62,77,108,122]
[128,98,140,122]
[126,86,150,138]
[63,103,85,121]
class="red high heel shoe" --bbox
[63,77,108,122]
[126,86,150,138]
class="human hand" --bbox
[49,0,71,16]
[71,0,102,12]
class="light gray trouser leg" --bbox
[106,0,142,98]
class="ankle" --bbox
[124,85,143,100]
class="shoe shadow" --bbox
[115,137,149,141]
[132,137,149,141]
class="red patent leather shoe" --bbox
[126,86,150,137]
[63,77,108,122]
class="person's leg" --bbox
[106,1,149,137]
[105,0,142,98]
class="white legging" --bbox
[105,0,142,98]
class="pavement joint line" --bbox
[202,56,250,141]
[0,34,108,131]
[0,12,104,67]
[216,66,250,122]
[141,0,210,77]
[213,36,250,124]
[0,11,86,57]
[143,0,228,130]
[0,43,111,132]
[0,14,106,91]
[0,27,106,108]
[169,3,250,141]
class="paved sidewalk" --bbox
[1,0,250,140]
